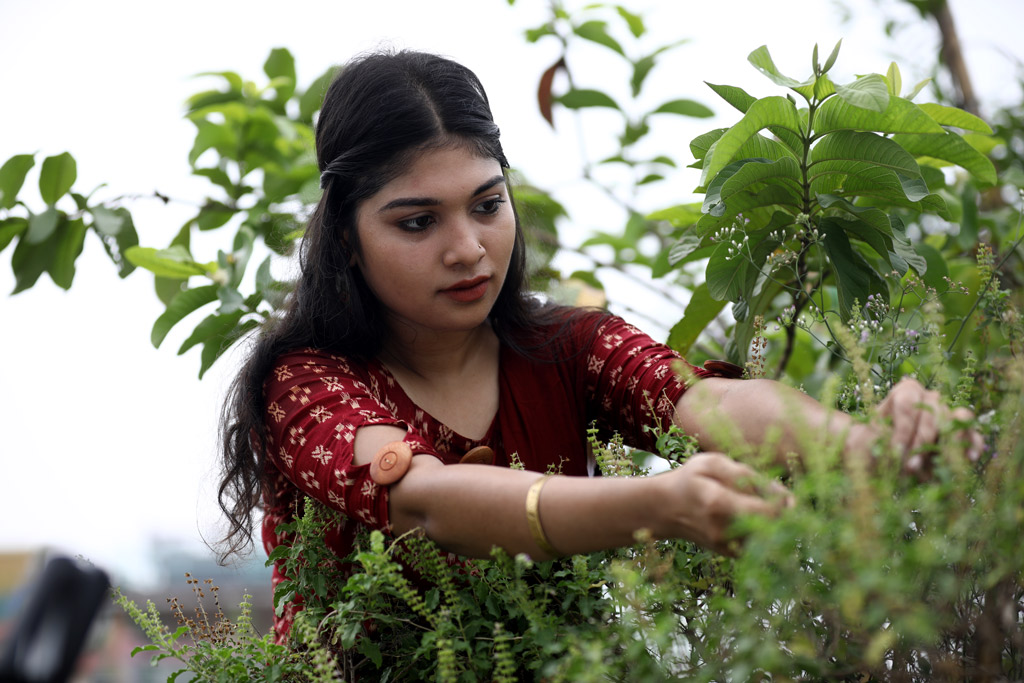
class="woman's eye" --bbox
[398,215,435,232]
[475,197,506,216]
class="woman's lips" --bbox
[441,276,490,303]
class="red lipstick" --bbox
[442,276,490,303]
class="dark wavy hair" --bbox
[217,50,557,559]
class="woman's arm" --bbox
[356,424,786,559]
[674,376,983,471]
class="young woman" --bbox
[218,50,980,639]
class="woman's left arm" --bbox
[674,376,983,471]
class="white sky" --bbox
[1,0,1021,588]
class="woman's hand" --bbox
[654,453,792,556]
[875,377,984,474]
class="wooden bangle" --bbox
[525,475,560,557]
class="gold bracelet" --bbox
[525,475,560,557]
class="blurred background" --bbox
[1,0,1022,678]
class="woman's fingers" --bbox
[675,453,791,555]
[876,377,984,473]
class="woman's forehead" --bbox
[369,146,504,204]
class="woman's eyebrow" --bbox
[376,175,507,213]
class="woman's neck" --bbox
[379,320,496,383]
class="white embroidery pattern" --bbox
[327,490,347,511]
[299,470,320,490]
[333,423,355,443]
[267,402,286,423]
[310,405,334,423]
[288,385,312,405]
[278,447,293,469]
[311,445,332,465]
[322,376,345,393]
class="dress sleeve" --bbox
[581,315,716,452]
[262,348,438,534]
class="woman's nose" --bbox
[442,218,485,268]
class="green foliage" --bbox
[0,150,139,292]
[657,43,1003,376]
[122,351,1024,680]
[114,576,320,682]
[130,50,332,378]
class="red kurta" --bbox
[260,311,714,638]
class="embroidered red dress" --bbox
[260,311,715,639]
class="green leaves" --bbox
[834,74,890,113]
[125,245,212,279]
[557,88,620,110]
[652,99,713,118]
[39,152,77,205]
[151,285,219,348]
[820,222,887,319]
[700,97,803,186]
[814,94,945,135]
[0,154,35,209]
[573,20,624,55]
[668,283,726,355]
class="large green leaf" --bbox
[821,223,888,320]
[834,74,890,113]
[917,102,992,134]
[90,206,125,237]
[820,215,900,274]
[152,284,219,348]
[25,206,59,244]
[690,129,727,162]
[748,45,812,92]
[38,152,77,205]
[199,318,257,379]
[0,154,35,209]
[558,89,620,110]
[178,310,244,356]
[126,246,210,279]
[10,224,58,293]
[814,95,945,136]
[704,83,804,155]
[299,66,338,124]
[574,20,624,55]
[705,158,802,216]
[705,231,781,302]
[188,119,239,166]
[809,131,922,188]
[706,82,756,114]
[652,99,713,118]
[891,131,998,187]
[667,232,703,266]
[889,216,927,275]
[668,283,727,355]
[817,193,893,235]
[264,48,297,102]
[696,187,798,234]
[706,241,749,301]
[48,217,87,289]
[701,97,803,186]
[808,161,947,216]
[0,217,27,252]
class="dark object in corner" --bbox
[0,556,110,683]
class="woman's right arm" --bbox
[357,425,786,559]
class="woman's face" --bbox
[353,144,516,340]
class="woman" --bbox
[218,50,979,639]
